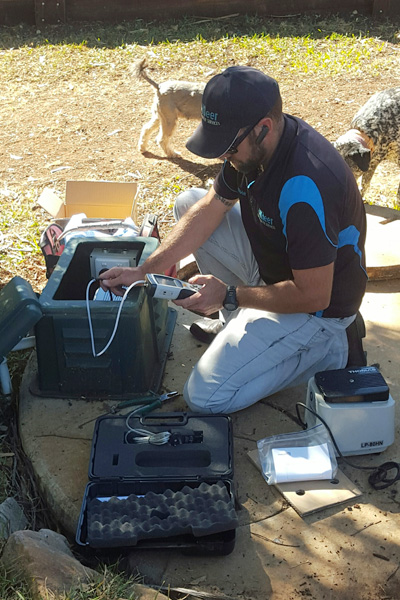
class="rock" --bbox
[0,497,28,539]
[0,528,99,599]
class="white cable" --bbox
[86,277,170,445]
[86,279,145,357]
[125,409,171,445]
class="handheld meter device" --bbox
[145,274,202,300]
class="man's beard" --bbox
[228,136,266,174]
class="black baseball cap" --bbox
[186,66,280,159]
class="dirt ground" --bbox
[1,34,400,293]
[1,25,400,600]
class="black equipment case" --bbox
[76,412,238,555]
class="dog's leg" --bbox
[359,156,381,198]
[138,113,160,154]
[395,183,400,207]
[395,146,400,207]
[157,111,179,158]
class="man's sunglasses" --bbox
[225,124,255,154]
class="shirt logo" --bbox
[257,208,275,229]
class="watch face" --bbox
[223,286,238,311]
[224,302,237,311]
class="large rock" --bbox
[0,497,28,539]
[0,528,99,599]
[0,528,170,600]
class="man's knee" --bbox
[183,376,215,414]
[173,188,207,221]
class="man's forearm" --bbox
[236,282,320,314]
[236,264,334,314]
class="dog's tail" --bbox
[132,58,160,92]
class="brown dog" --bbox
[134,58,204,158]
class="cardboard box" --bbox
[38,181,138,221]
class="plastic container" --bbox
[0,276,42,358]
[33,236,176,398]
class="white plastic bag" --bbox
[257,424,338,485]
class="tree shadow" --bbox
[1,14,400,49]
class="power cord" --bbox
[124,408,171,445]
[86,279,145,357]
[86,277,171,445]
[296,402,400,490]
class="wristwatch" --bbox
[223,285,238,311]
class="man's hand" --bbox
[173,274,227,316]
[99,266,146,296]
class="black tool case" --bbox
[76,412,238,555]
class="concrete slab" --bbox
[18,207,400,600]
[365,205,400,280]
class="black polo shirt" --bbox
[213,114,367,317]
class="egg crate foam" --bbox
[87,480,238,546]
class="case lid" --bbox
[0,277,42,357]
[314,366,389,404]
[89,412,234,482]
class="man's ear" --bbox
[349,148,370,172]
[255,125,269,145]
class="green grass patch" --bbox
[0,187,42,269]
[0,564,33,600]
[0,562,143,600]
[64,564,141,600]
[0,14,399,84]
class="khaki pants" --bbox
[174,188,354,414]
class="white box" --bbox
[306,376,395,456]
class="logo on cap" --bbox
[201,104,220,126]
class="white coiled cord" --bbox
[86,279,145,357]
[125,408,171,445]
